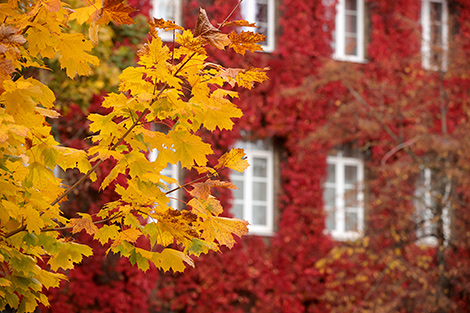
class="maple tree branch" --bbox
[219,0,244,29]
[380,137,419,165]
[42,212,123,233]
[165,167,224,196]
[20,9,40,36]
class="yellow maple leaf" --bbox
[35,107,60,118]
[200,216,249,248]
[70,0,135,25]
[176,30,206,55]
[215,148,250,172]
[136,37,170,68]
[69,4,98,24]
[57,33,100,78]
[228,30,265,55]
[235,66,270,90]
[169,129,213,168]
[151,248,194,272]
[94,224,120,244]
[109,228,142,251]
[199,92,243,131]
[189,196,223,216]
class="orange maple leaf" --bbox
[190,179,236,200]
[194,8,230,50]
[222,20,257,28]
[149,18,184,38]
[94,0,135,25]
[67,217,99,235]
[0,25,26,92]
[228,30,265,55]
[216,68,243,87]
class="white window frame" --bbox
[152,0,183,42]
[421,0,448,70]
[333,0,366,63]
[241,0,275,52]
[230,140,274,235]
[324,151,364,240]
[415,167,451,246]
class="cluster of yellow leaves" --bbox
[0,1,268,312]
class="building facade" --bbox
[45,0,470,312]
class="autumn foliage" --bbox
[83,1,470,313]
[0,0,269,311]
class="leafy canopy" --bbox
[0,1,268,312]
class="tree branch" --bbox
[341,78,400,142]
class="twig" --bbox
[381,137,419,165]
[42,212,123,232]
[219,0,244,29]
[165,167,224,196]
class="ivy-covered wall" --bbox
[43,0,470,312]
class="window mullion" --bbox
[245,153,254,223]
[337,157,346,234]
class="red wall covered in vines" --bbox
[43,0,470,312]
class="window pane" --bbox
[346,14,357,33]
[327,164,335,183]
[253,204,267,225]
[345,188,358,207]
[345,211,358,231]
[256,1,268,23]
[253,157,267,177]
[253,181,267,201]
[346,0,357,11]
[233,179,244,200]
[431,2,443,23]
[324,187,336,207]
[232,204,244,220]
[326,209,336,230]
[345,36,357,56]
[341,144,361,158]
[345,165,358,184]
[156,0,176,20]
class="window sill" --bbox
[333,54,368,64]
[324,229,363,241]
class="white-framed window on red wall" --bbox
[333,0,366,62]
[240,0,276,52]
[324,145,364,240]
[152,0,182,42]
[421,0,448,70]
[230,139,274,236]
